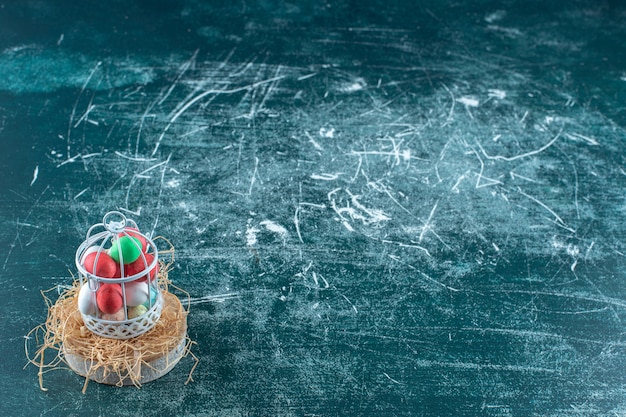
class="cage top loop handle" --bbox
[102,211,127,234]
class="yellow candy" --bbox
[127,304,148,319]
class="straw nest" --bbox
[26,244,198,393]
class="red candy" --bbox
[144,252,159,282]
[123,255,147,277]
[126,252,159,282]
[96,283,123,314]
[83,249,117,278]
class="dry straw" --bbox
[25,239,198,393]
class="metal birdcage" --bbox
[75,211,162,339]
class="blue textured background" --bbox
[2,1,625,415]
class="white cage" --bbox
[74,211,162,339]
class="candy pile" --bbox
[77,227,160,322]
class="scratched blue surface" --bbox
[2,1,626,416]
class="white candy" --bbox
[122,281,149,306]
[77,282,96,315]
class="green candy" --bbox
[109,236,142,264]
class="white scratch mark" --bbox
[30,165,38,186]
[510,171,538,183]
[260,220,288,239]
[565,132,599,146]
[487,25,523,37]
[457,96,479,107]
[341,220,355,232]
[115,151,158,162]
[80,152,101,160]
[3,185,49,274]
[419,201,438,243]
[350,154,362,183]
[73,104,97,128]
[138,159,170,176]
[56,153,82,167]
[347,190,391,223]
[518,187,573,232]
[518,110,529,125]
[376,182,414,217]
[382,372,403,385]
[485,10,506,23]
[420,269,461,291]
[380,239,431,257]
[477,128,562,162]
[311,271,319,287]
[341,294,358,314]
[299,202,327,209]
[151,74,285,156]
[441,83,455,127]
[319,127,335,138]
[350,137,415,167]
[310,173,340,181]
[158,49,198,106]
[66,61,101,157]
[297,72,318,81]
[294,206,304,244]
[473,150,502,189]
[451,170,470,193]
[338,77,366,93]
[304,131,323,150]
[165,178,181,188]
[149,153,171,237]
[188,292,240,305]
[73,187,89,200]
[328,188,391,227]
[487,89,506,99]
[248,156,259,195]
[390,255,458,291]
[246,222,260,247]
[118,207,142,217]
[180,126,209,139]
[456,96,478,119]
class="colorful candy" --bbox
[119,227,147,251]
[124,252,149,276]
[100,308,126,321]
[79,224,160,323]
[82,247,117,278]
[96,283,123,314]
[109,236,142,264]
[142,286,158,309]
[145,252,159,281]
[77,282,96,315]
[122,281,149,306]
[130,252,159,282]
[127,304,148,319]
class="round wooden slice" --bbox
[63,291,187,386]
